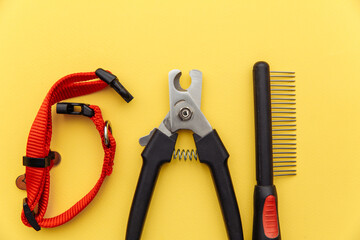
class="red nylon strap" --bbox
[21,72,116,228]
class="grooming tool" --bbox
[252,61,296,240]
[126,69,243,240]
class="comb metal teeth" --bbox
[270,71,295,74]
[273,156,297,158]
[272,120,296,123]
[270,70,297,176]
[270,75,295,78]
[272,124,296,126]
[271,80,295,82]
[272,107,296,109]
[272,116,296,119]
[271,84,296,87]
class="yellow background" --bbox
[0,0,359,239]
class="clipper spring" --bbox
[172,149,198,161]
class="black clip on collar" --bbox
[23,151,55,168]
[23,198,41,231]
[95,68,134,103]
[56,103,94,117]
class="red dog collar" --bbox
[21,69,132,230]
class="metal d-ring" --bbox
[104,121,112,146]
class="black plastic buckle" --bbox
[23,198,41,231]
[56,102,94,117]
[95,68,134,103]
[23,151,55,168]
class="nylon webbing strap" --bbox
[21,71,116,230]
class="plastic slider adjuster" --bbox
[23,198,41,231]
[23,151,55,168]
[56,102,94,117]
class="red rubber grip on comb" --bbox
[262,195,279,238]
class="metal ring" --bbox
[104,121,112,146]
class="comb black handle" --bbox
[253,185,281,240]
[253,61,273,186]
[194,130,244,240]
[126,129,177,240]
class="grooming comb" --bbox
[252,61,296,240]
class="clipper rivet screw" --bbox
[179,107,192,121]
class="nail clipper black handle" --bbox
[253,185,280,240]
[126,129,177,240]
[194,130,244,240]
